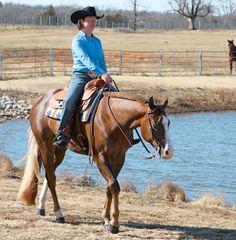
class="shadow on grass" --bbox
[123,222,236,240]
[65,219,236,239]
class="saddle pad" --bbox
[45,89,105,122]
[46,107,62,121]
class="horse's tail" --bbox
[18,127,41,205]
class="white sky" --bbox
[1,0,171,11]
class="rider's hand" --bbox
[101,72,113,85]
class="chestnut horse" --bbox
[18,83,174,234]
[228,40,236,74]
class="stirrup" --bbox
[132,139,140,145]
[53,133,69,149]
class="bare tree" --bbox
[217,0,236,16]
[130,0,144,31]
[168,0,213,30]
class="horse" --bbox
[18,80,174,234]
[228,39,236,74]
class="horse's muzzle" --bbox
[160,144,174,160]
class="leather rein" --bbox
[110,80,161,159]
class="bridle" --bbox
[107,95,166,159]
[107,79,167,159]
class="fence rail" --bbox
[1,15,236,30]
[0,49,234,80]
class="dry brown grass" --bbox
[0,155,236,239]
[1,75,236,114]
[0,154,13,171]
[1,28,236,51]
[192,192,228,208]
[120,180,137,193]
[146,181,187,203]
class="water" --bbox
[0,112,236,204]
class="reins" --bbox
[87,79,160,164]
[111,79,159,159]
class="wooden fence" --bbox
[0,49,234,80]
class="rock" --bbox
[0,95,32,122]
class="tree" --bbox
[168,0,213,30]
[0,1,3,8]
[104,13,128,23]
[217,0,236,16]
[130,0,145,31]
[41,5,56,17]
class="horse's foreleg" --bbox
[97,154,120,234]
[37,177,48,216]
[109,186,120,233]
[101,186,112,225]
[230,61,233,74]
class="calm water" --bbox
[0,112,236,204]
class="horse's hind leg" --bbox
[230,61,233,74]
[36,140,65,223]
[37,148,66,217]
[37,146,66,222]
[37,177,48,216]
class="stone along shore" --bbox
[0,95,31,123]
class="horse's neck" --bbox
[108,97,147,129]
[230,45,236,51]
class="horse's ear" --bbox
[228,40,230,43]
[148,96,156,110]
[163,98,168,108]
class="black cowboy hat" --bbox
[70,6,104,24]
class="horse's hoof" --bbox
[56,217,65,223]
[36,208,45,216]
[104,223,119,234]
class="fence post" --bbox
[49,48,54,76]
[119,50,123,75]
[159,50,163,76]
[40,16,42,26]
[0,50,3,80]
[198,51,202,75]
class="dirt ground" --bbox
[1,75,236,114]
[0,167,236,240]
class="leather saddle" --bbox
[46,78,110,155]
[49,78,109,110]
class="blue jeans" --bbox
[58,72,93,133]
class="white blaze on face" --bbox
[161,116,174,160]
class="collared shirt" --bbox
[71,31,107,76]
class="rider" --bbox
[53,6,112,148]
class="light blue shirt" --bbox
[71,31,107,76]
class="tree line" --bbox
[0,1,236,30]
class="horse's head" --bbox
[228,39,234,48]
[140,97,174,160]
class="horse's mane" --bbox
[103,92,148,104]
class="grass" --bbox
[0,155,236,239]
[146,181,187,203]
[192,192,229,208]
[1,28,236,51]
[1,75,236,114]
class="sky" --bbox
[1,0,171,12]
